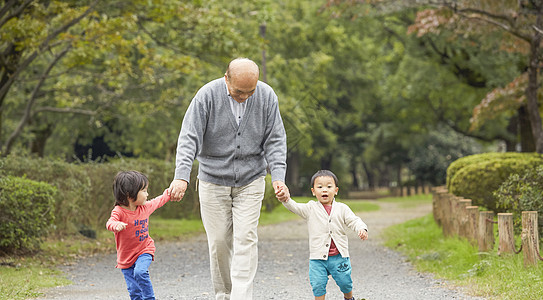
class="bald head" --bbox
[226,58,259,81]
[225,58,260,103]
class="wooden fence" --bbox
[432,186,542,267]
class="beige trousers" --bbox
[198,176,265,300]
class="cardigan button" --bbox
[325,244,329,247]
[323,255,326,258]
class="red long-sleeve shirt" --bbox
[106,190,170,269]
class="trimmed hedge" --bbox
[445,152,532,189]
[447,152,543,211]
[1,155,281,236]
[0,176,56,254]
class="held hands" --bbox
[169,179,188,202]
[273,181,290,202]
[358,229,368,240]
[115,222,128,232]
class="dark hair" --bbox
[310,170,338,187]
[112,171,149,206]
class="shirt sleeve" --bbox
[343,206,368,233]
[106,208,124,232]
[174,96,208,182]
[282,198,311,219]
[262,90,287,183]
[143,189,171,213]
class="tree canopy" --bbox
[2,0,539,194]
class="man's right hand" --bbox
[169,179,188,202]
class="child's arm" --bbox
[106,210,128,232]
[144,189,171,212]
[343,206,368,240]
[281,197,311,219]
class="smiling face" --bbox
[311,176,339,206]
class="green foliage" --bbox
[446,152,531,189]
[494,165,543,234]
[447,152,543,211]
[0,176,56,254]
[0,154,200,235]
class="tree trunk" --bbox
[350,163,359,190]
[526,13,543,154]
[286,151,301,196]
[361,161,375,190]
[320,155,332,171]
[518,106,536,152]
[29,122,54,157]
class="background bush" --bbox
[446,152,532,190]
[0,154,282,238]
[447,152,543,211]
[494,166,543,234]
[0,176,56,254]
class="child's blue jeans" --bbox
[121,253,155,300]
[309,254,353,297]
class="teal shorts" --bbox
[309,254,353,297]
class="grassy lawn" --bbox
[383,212,543,299]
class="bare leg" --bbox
[343,291,353,299]
[315,295,325,300]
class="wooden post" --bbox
[478,211,495,252]
[457,199,472,238]
[432,187,447,226]
[433,187,447,227]
[466,206,479,245]
[449,196,461,237]
[442,193,453,237]
[522,211,540,267]
[498,213,515,255]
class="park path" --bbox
[35,200,485,300]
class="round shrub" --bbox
[0,176,56,254]
[446,152,531,189]
[448,153,543,211]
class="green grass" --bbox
[379,193,433,207]
[0,260,71,299]
[383,213,543,299]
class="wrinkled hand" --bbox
[273,181,290,202]
[169,179,188,202]
[358,229,368,240]
[115,222,127,232]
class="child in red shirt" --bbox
[106,170,171,300]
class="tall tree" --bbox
[0,0,255,158]
[327,0,543,153]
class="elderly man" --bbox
[169,57,290,299]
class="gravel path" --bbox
[35,201,485,300]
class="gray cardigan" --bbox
[174,77,287,187]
